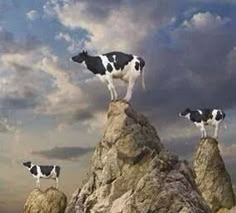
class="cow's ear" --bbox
[85,51,88,55]
[186,108,190,112]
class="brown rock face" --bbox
[217,206,236,213]
[23,187,67,213]
[193,137,235,212]
[66,101,210,213]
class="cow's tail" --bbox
[138,57,146,90]
[223,119,229,130]
[55,166,61,178]
[141,68,146,90]
[221,110,228,129]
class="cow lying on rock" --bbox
[23,161,60,189]
[71,51,145,101]
[179,108,225,138]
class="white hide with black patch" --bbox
[71,51,145,101]
[179,108,226,138]
[23,161,60,189]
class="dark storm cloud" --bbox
[69,109,94,123]
[164,136,199,159]
[0,29,42,53]
[60,1,236,133]
[71,0,123,18]
[32,146,94,160]
[132,9,236,129]
[72,0,179,27]
[0,95,39,110]
[0,62,45,110]
[0,29,47,111]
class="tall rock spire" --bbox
[66,101,210,213]
[193,137,235,212]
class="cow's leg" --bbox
[124,72,138,102]
[56,178,59,189]
[107,83,114,100]
[214,122,220,138]
[106,74,118,100]
[198,126,204,138]
[97,74,114,100]
[196,122,206,138]
[36,178,40,189]
[201,123,207,138]
[110,83,118,100]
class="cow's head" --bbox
[179,108,191,117]
[23,161,32,168]
[71,50,88,63]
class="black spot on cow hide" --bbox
[85,56,106,75]
[215,111,224,121]
[55,166,60,177]
[135,62,140,70]
[107,63,113,72]
[40,165,54,176]
[30,166,38,176]
[104,52,133,70]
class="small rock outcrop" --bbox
[66,101,210,213]
[217,206,236,213]
[23,187,67,213]
[193,137,235,212]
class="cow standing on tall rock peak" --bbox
[71,51,145,102]
[179,108,226,138]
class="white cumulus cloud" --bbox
[182,12,230,31]
[26,10,39,21]
[44,0,157,52]
[55,32,84,53]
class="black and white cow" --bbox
[23,161,60,189]
[71,51,145,101]
[179,108,225,138]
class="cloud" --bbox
[0,29,42,53]
[0,28,87,116]
[219,143,236,185]
[0,116,16,133]
[41,2,236,138]
[131,10,236,131]
[55,32,84,53]
[0,27,108,132]
[182,12,230,31]
[26,10,39,21]
[32,146,94,160]
[1,1,236,139]
[220,143,236,160]
[0,39,51,110]
[35,55,88,114]
[44,0,176,52]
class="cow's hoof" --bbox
[122,99,129,103]
[114,98,122,102]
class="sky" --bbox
[0,0,236,212]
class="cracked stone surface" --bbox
[23,187,67,213]
[66,101,210,213]
[217,207,236,213]
[193,137,236,213]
